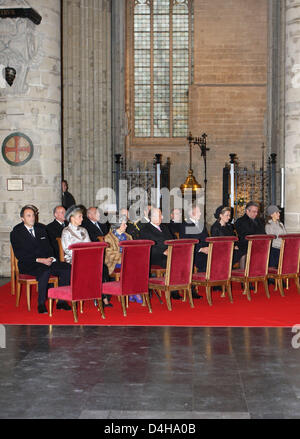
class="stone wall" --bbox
[0,0,61,276]
[284,0,300,232]
[62,0,112,208]
[128,0,269,227]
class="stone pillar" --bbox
[285,0,300,232]
[0,0,61,276]
[63,0,112,208]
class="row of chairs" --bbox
[10,233,300,322]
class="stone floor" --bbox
[1,277,300,420]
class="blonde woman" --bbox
[265,205,286,268]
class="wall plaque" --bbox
[2,132,34,166]
[7,178,23,191]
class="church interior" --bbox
[1,0,300,421]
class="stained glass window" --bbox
[130,0,193,139]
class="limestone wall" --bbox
[0,0,61,277]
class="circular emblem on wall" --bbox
[2,133,34,166]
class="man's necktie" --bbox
[29,228,35,238]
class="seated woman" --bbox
[104,216,143,304]
[265,205,286,268]
[61,205,111,307]
[211,206,241,265]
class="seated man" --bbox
[134,204,152,238]
[139,207,181,300]
[46,205,67,260]
[81,206,109,241]
[235,201,265,269]
[10,205,72,314]
[168,208,183,238]
[179,203,209,273]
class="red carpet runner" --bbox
[1,281,300,327]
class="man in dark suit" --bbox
[168,208,183,238]
[82,206,109,241]
[11,206,72,314]
[180,203,209,274]
[61,180,76,210]
[46,205,67,260]
[139,207,173,268]
[235,201,265,269]
[139,207,182,300]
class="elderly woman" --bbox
[61,205,111,307]
[265,205,286,268]
[104,216,142,303]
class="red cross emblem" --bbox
[2,133,33,166]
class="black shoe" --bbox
[38,304,48,314]
[268,279,275,285]
[103,301,113,308]
[212,286,222,292]
[56,301,71,311]
[192,291,203,299]
[171,292,182,300]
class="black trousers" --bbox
[20,262,71,306]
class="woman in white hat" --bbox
[265,205,286,268]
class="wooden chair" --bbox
[192,236,238,306]
[268,233,300,297]
[10,245,16,295]
[102,240,154,316]
[149,239,198,311]
[48,242,108,322]
[56,237,65,262]
[231,234,275,301]
[11,247,59,311]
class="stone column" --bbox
[0,0,61,276]
[63,0,112,208]
[285,0,300,232]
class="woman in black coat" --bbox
[211,206,241,265]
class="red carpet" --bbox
[1,281,300,327]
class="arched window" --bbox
[126,0,194,143]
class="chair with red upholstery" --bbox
[192,236,238,306]
[12,246,59,311]
[102,240,154,316]
[268,234,300,297]
[149,239,198,311]
[48,242,108,322]
[231,234,275,301]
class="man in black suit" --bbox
[82,206,109,241]
[180,203,209,273]
[11,206,72,314]
[139,207,182,300]
[139,207,173,268]
[168,208,183,238]
[235,201,265,269]
[46,205,67,260]
[61,180,76,210]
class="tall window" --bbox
[128,0,194,140]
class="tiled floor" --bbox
[1,277,300,419]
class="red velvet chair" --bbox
[231,234,275,301]
[192,236,238,306]
[48,242,108,322]
[102,240,154,316]
[268,234,300,297]
[148,239,198,311]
